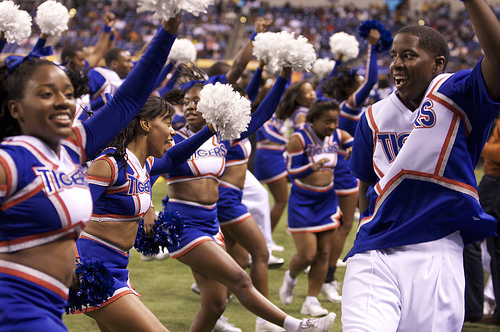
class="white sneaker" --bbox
[299,313,336,331]
[140,254,154,261]
[191,282,200,295]
[212,315,242,332]
[335,259,346,267]
[300,301,328,317]
[155,249,170,260]
[268,254,285,269]
[304,266,311,274]
[320,281,341,303]
[279,271,297,305]
[270,243,285,252]
[255,317,286,331]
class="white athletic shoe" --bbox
[140,254,154,261]
[140,249,170,261]
[255,317,286,331]
[270,243,285,252]
[279,271,297,305]
[298,313,336,331]
[191,282,200,295]
[268,254,285,269]
[304,266,311,274]
[335,259,346,267]
[212,315,242,332]
[320,281,342,303]
[300,301,328,317]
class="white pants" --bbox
[242,170,274,251]
[342,232,465,332]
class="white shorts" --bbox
[342,232,465,332]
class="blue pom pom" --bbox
[65,259,115,314]
[358,19,393,53]
[134,197,185,256]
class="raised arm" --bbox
[465,0,500,100]
[86,11,116,68]
[225,17,271,84]
[80,15,181,159]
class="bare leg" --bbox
[307,230,335,296]
[329,192,358,266]
[266,177,289,232]
[85,294,169,332]
[178,241,288,328]
[223,217,270,297]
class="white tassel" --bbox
[137,0,214,20]
[0,1,32,44]
[197,83,252,142]
[168,38,197,63]
[312,58,336,79]
[35,0,70,36]
[253,31,316,73]
[329,32,359,60]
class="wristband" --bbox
[109,33,115,41]
[103,25,112,33]
[250,31,257,41]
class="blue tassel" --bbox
[134,197,184,256]
[358,19,393,53]
[65,259,115,314]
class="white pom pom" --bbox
[137,0,214,20]
[0,1,32,44]
[168,38,197,63]
[253,31,316,73]
[312,58,335,79]
[35,0,70,36]
[329,32,360,60]
[197,83,252,142]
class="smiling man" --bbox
[342,0,500,331]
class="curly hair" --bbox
[0,58,58,141]
[276,81,310,120]
[104,95,175,167]
[320,66,359,102]
[306,100,340,124]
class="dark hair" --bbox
[65,66,89,99]
[276,81,310,120]
[177,62,208,86]
[162,88,185,106]
[104,48,126,67]
[320,66,359,102]
[0,59,58,140]
[231,84,246,98]
[105,95,175,164]
[396,25,450,71]
[60,44,84,63]
[207,61,231,77]
[306,100,340,124]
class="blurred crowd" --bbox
[9,0,500,73]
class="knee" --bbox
[251,248,269,265]
[316,248,331,264]
[230,269,254,292]
[299,252,316,266]
[204,296,227,317]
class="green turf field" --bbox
[63,171,500,331]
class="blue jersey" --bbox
[348,62,500,258]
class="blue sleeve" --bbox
[150,125,214,176]
[81,27,177,159]
[246,67,262,103]
[87,69,107,110]
[0,39,5,53]
[154,61,175,90]
[349,112,377,183]
[238,75,288,141]
[88,182,108,203]
[349,45,378,108]
[286,133,314,179]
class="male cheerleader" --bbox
[343,0,500,331]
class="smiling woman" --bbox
[0,15,181,332]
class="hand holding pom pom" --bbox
[0,1,32,45]
[137,0,214,20]
[35,0,70,36]
[312,58,336,80]
[359,20,393,53]
[169,38,197,63]
[329,32,360,61]
[197,83,252,142]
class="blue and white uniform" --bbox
[343,62,500,331]
[253,114,288,183]
[74,126,214,312]
[0,26,177,331]
[166,76,288,258]
[218,139,252,227]
[286,125,353,233]
[87,67,124,112]
[334,44,378,195]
